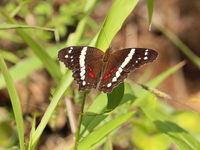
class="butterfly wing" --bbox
[98,48,158,93]
[58,46,104,91]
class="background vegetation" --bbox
[0,0,200,150]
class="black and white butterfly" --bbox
[58,46,158,93]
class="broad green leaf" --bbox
[78,111,136,150]
[106,83,124,112]
[132,126,170,150]
[141,107,200,150]
[173,111,200,133]
[146,0,154,30]
[0,54,25,150]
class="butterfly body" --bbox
[58,46,158,93]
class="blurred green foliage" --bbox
[0,0,200,150]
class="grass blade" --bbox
[31,71,73,148]
[0,7,62,82]
[156,24,200,69]
[30,0,98,148]
[0,44,64,89]
[1,49,20,64]
[146,0,154,30]
[0,53,25,150]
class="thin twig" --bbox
[139,84,200,115]
[64,96,77,139]
[74,92,87,150]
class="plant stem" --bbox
[74,92,87,150]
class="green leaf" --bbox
[132,126,170,150]
[0,54,25,150]
[95,0,139,52]
[106,83,124,112]
[146,0,154,30]
[78,111,136,150]
[141,107,200,150]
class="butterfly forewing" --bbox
[58,46,104,91]
[98,48,158,93]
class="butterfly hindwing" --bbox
[58,46,104,91]
[98,48,158,93]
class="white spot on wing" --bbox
[145,51,148,56]
[81,67,85,72]
[138,57,141,60]
[144,56,148,60]
[107,83,112,87]
[79,47,87,80]
[136,60,138,63]
[111,49,135,83]
[81,75,85,80]
[69,49,72,53]
[119,67,122,73]
[112,77,117,82]
[121,48,135,68]
[82,81,86,86]
[116,71,120,78]
[65,55,68,58]
[80,70,86,76]
[70,56,73,58]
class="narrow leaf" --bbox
[146,0,154,30]
[156,24,200,69]
[0,54,25,150]
[0,8,62,82]
[31,71,73,148]
[78,111,136,150]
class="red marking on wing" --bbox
[88,66,94,78]
[88,66,92,72]
[110,67,116,72]
[104,73,111,79]
[89,72,94,78]
[103,67,116,80]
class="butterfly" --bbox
[58,46,158,93]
